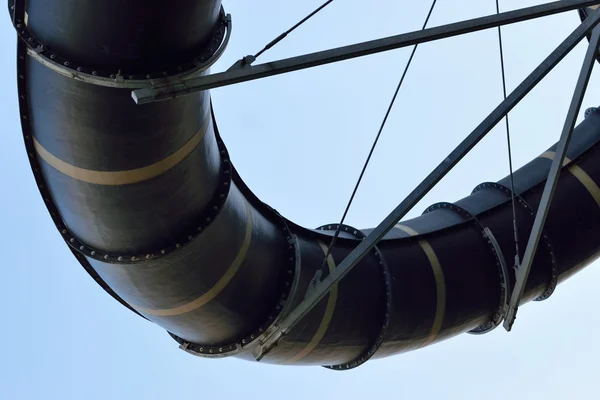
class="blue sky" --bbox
[2,0,600,398]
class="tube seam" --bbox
[423,202,508,334]
[34,132,233,264]
[11,1,236,266]
[279,240,338,365]
[473,182,558,301]
[13,37,145,319]
[316,224,393,370]
[134,199,255,317]
[8,0,230,87]
[169,216,301,359]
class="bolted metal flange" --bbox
[8,0,231,89]
[169,218,301,359]
[63,135,232,265]
[12,24,147,319]
[10,0,238,265]
[473,182,558,302]
[585,106,598,118]
[23,118,234,265]
[316,223,393,371]
[424,201,510,334]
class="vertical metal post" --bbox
[503,21,600,332]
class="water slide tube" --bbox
[10,0,600,368]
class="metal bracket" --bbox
[472,182,559,302]
[471,227,512,334]
[8,0,232,88]
[503,20,600,332]
[227,55,257,71]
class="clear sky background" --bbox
[2,0,600,398]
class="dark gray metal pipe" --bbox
[10,0,600,368]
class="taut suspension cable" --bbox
[319,0,439,273]
[495,0,520,267]
[246,1,335,64]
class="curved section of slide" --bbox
[10,0,600,367]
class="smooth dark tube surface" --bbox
[11,0,600,368]
[26,0,223,72]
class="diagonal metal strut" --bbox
[132,0,600,104]
[253,7,600,360]
[504,21,600,332]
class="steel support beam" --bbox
[503,22,600,332]
[132,0,600,104]
[253,8,600,360]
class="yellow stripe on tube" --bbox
[539,151,600,207]
[395,224,446,347]
[281,241,338,364]
[135,200,253,317]
[33,116,210,186]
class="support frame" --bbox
[503,22,600,331]
[132,0,600,104]
[251,6,600,360]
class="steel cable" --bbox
[318,0,439,276]
[495,0,520,266]
[251,1,335,62]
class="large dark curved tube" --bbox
[11,0,600,368]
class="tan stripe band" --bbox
[539,151,570,166]
[34,116,210,186]
[540,151,600,207]
[136,200,253,317]
[281,241,338,364]
[395,224,446,347]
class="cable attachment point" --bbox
[228,55,256,71]
[242,55,257,65]
[504,17,600,332]
[469,227,512,335]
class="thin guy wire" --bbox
[318,0,438,274]
[253,0,335,61]
[496,0,520,261]
[495,0,520,266]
